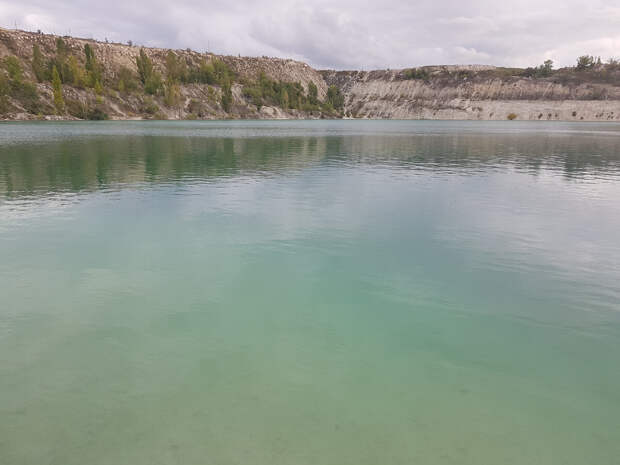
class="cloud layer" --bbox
[1,0,619,70]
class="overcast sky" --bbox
[1,0,619,70]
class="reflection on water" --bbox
[1,121,620,465]
[1,121,620,199]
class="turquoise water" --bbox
[1,120,619,465]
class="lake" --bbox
[1,120,619,465]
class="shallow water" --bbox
[1,120,619,465]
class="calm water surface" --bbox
[1,120,619,465]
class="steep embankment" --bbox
[0,28,330,120]
[1,27,620,121]
[322,66,620,121]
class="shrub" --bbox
[523,59,554,78]
[140,96,159,114]
[116,66,139,92]
[65,98,88,118]
[2,55,42,113]
[94,80,104,96]
[242,85,263,108]
[87,106,108,120]
[301,102,319,112]
[187,98,207,117]
[403,67,429,80]
[3,56,23,81]
[7,77,40,114]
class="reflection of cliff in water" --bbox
[0,136,331,198]
[333,132,620,179]
[2,127,620,199]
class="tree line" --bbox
[402,56,620,82]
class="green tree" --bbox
[55,38,69,82]
[576,55,595,70]
[135,48,162,94]
[32,44,46,82]
[190,59,215,84]
[326,85,344,110]
[221,80,233,112]
[279,87,289,108]
[68,55,86,87]
[2,59,40,114]
[0,71,8,96]
[136,48,154,85]
[56,38,68,57]
[308,81,318,105]
[164,77,181,108]
[0,71,9,113]
[165,51,187,83]
[94,79,103,96]
[542,59,554,74]
[52,66,65,113]
[84,44,103,88]
[187,58,233,86]
[144,71,163,95]
[525,59,554,78]
[84,44,96,71]
[212,59,232,85]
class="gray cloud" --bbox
[1,0,619,69]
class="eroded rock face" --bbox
[321,68,620,121]
[2,27,620,121]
